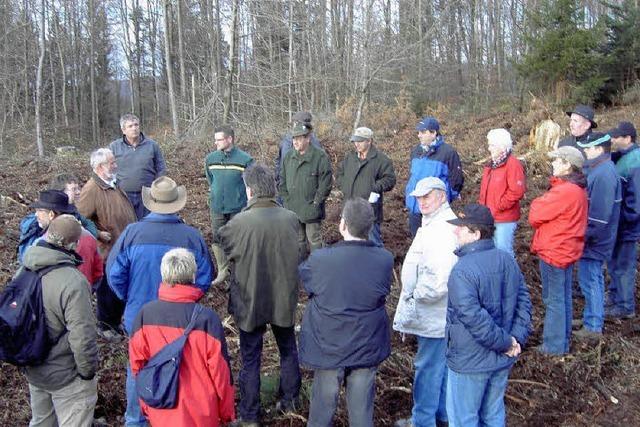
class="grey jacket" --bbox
[22,243,98,390]
[109,133,167,192]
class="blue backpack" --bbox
[135,304,203,409]
[0,264,70,366]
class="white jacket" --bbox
[393,204,458,338]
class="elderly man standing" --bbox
[574,133,621,339]
[336,127,396,246]
[23,215,98,427]
[299,198,393,426]
[279,122,332,252]
[205,125,253,285]
[107,176,213,427]
[77,148,138,340]
[445,204,532,427]
[218,164,303,425]
[275,111,322,187]
[109,113,167,220]
[559,105,597,151]
[406,116,464,237]
[394,177,458,427]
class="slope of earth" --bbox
[1,105,639,426]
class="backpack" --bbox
[0,264,70,366]
[135,304,203,409]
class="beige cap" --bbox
[46,214,82,247]
[548,146,585,169]
[350,127,373,142]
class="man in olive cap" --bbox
[275,111,323,187]
[559,104,597,151]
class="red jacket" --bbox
[129,284,235,426]
[479,155,526,222]
[76,229,103,286]
[529,176,588,268]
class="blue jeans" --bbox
[539,260,572,354]
[409,212,422,238]
[307,367,377,427]
[412,337,447,426]
[493,222,517,257]
[608,240,638,315]
[125,191,149,221]
[578,258,605,332]
[125,366,148,426]
[368,222,383,247]
[238,324,301,421]
[446,367,510,427]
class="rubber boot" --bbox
[211,244,230,286]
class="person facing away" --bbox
[445,203,532,427]
[478,128,526,257]
[107,176,214,427]
[336,126,396,246]
[217,163,304,425]
[299,197,394,427]
[393,177,458,427]
[129,248,235,426]
[529,146,588,355]
[109,113,167,220]
[23,215,98,427]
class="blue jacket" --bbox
[613,145,640,242]
[298,240,393,370]
[405,136,464,214]
[106,213,214,334]
[445,239,532,374]
[582,154,622,259]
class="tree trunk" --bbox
[163,0,179,136]
[223,0,238,123]
[35,0,45,156]
[177,0,187,106]
[89,0,99,145]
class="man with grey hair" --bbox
[394,177,458,427]
[23,215,98,427]
[218,163,304,423]
[109,113,166,219]
[129,248,235,426]
[77,148,137,341]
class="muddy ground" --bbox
[1,105,639,426]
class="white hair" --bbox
[161,248,197,285]
[90,148,113,171]
[487,128,513,151]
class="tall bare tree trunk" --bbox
[163,0,179,136]
[35,0,45,156]
[177,0,187,106]
[89,0,99,145]
[223,0,238,123]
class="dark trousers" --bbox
[409,212,422,238]
[125,191,149,221]
[96,274,125,332]
[238,324,301,421]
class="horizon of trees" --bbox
[0,0,639,156]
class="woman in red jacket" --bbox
[479,129,526,257]
[529,146,588,355]
[129,248,235,426]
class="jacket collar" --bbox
[245,197,278,210]
[293,144,318,162]
[141,212,183,224]
[158,283,204,303]
[219,146,238,157]
[354,145,379,161]
[91,172,116,190]
[421,203,452,227]
[332,239,378,248]
[122,132,147,148]
[583,152,610,172]
[421,135,444,155]
[454,238,494,257]
[618,144,639,157]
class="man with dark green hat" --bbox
[279,121,332,253]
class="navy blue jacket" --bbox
[298,240,393,370]
[405,136,464,214]
[445,239,532,374]
[613,145,640,242]
[582,154,621,259]
[107,213,214,334]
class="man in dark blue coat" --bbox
[445,204,531,427]
[299,197,394,426]
[576,133,621,338]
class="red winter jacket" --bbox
[479,155,526,222]
[529,176,588,268]
[76,229,103,286]
[129,284,235,427]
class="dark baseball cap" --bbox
[566,104,597,128]
[608,121,637,139]
[447,203,495,227]
[416,116,440,132]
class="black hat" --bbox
[30,190,76,214]
[447,203,494,227]
[566,104,597,128]
[608,121,637,139]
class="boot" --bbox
[211,244,230,286]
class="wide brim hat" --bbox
[142,176,187,214]
[30,190,76,214]
[566,104,597,128]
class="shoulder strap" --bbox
[182,304,203,336]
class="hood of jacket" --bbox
[22,241,83,271]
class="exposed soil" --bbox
[1,105,639,426]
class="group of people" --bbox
[11,106,639,427]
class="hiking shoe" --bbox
[573,327,602,341]
[605,307,635,319]
[228,420,259,427]
[571,319,583,328]
[97,328,124,343]
[394,418,413,427]
[275,398,298,414]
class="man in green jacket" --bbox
[336,126,396,246]
[218,163,304,424]
[279,121,332,253]
[23,215,98,427]
[205,125,253,285]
